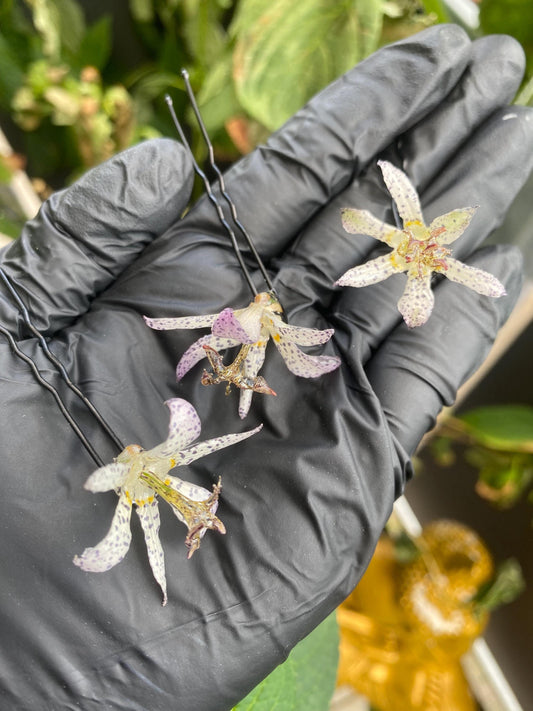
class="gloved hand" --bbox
[1,24,532,711]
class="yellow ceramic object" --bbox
[337,520,493,711]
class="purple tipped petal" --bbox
[378,160,423,226]
[444,257,506,297]
[143,313,218,330]
[84,462,129,492]
[148,399,202,458]
[335,253,404,288]
[176,335,240,380]
[212,308,256,343]
[177,424,263,466]
[341,208,404,247]
[136,499,167,605]
[274,339,341,377]
[429,207,478,245]
[398,272,434,328]
[73,493,132,572]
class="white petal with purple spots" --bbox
[429,207,478,245]
[274,339,341,377]
[335,253,404,288]
[176,334,240,380]
[268,317,334,346]
[177,424,263,466]
[143,313,218,330]
[398,272,434,328]
[378,160,423,226]
[73,493,133,572]
[341,208,404,247]
[136,499,167,605]
[212,308,256,343]
[239,343,267,419]
[148,399,202,459]
[444,258,506,297]
[84,462,129,492]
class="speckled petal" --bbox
[166,475,214,502]
[136,499,167,605]
[148,399,202,459]
[398,272,434,328]
[444,257,506,297]
[274,339,341,377]
[335,253,404,287]
[73,493,132,572]
[176,334,240,380]
[212,308,256,343]
[239,343,267,419]
[143,313,217,330]
[268,316,334,346]
[341,208,404,247]
[84,462,129,492]
[378,160,423,226]
[177,424,263,466]
[429,207,478,245]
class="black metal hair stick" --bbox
[165,95,258,298]
[0,323,105,466]
[0,267,125,453]
[180,69,277,298]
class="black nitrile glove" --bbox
[1,25,533,711]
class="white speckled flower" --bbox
[73,398,261,605]
[144,292,341,419]
[335,160,506,328]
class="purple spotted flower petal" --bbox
[177,423,263,466]
[267,316,334,346]
[73,493,133,572]
[136,499,167,605]
[148,399,202,458]
[398,273,434,328]
[378,160,423,225]
[444,257,506,297]
[144,313,218,330]
[212,308,257,343]
[176,334,240,380]
[341,208,403,248]
[274,339,341,378]
[429,207,478,245]
[84,462,129,493]
[335,253,404,288]
[239,343,268,419]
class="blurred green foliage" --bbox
[1,0,532,210]
[433,405,533,510]
[0,0,447,189]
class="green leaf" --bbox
[231,0,383,131]
[77,15,112,71]
[198,53,241,133]
[457,405,533,453]
[480,0,533,72]
[232,614,339,711]
[471,559,525,616]
[129,0,154,23]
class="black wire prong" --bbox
[0,268,125,453]
[165,94,258,298]
[0,323,105,467]
[179,69,277,298]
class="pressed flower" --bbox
[73,398,261,605]
[335,160,506,328]
[144,292,341,419]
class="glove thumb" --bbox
[0,138,194,336]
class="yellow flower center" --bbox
[398,223,451,276]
